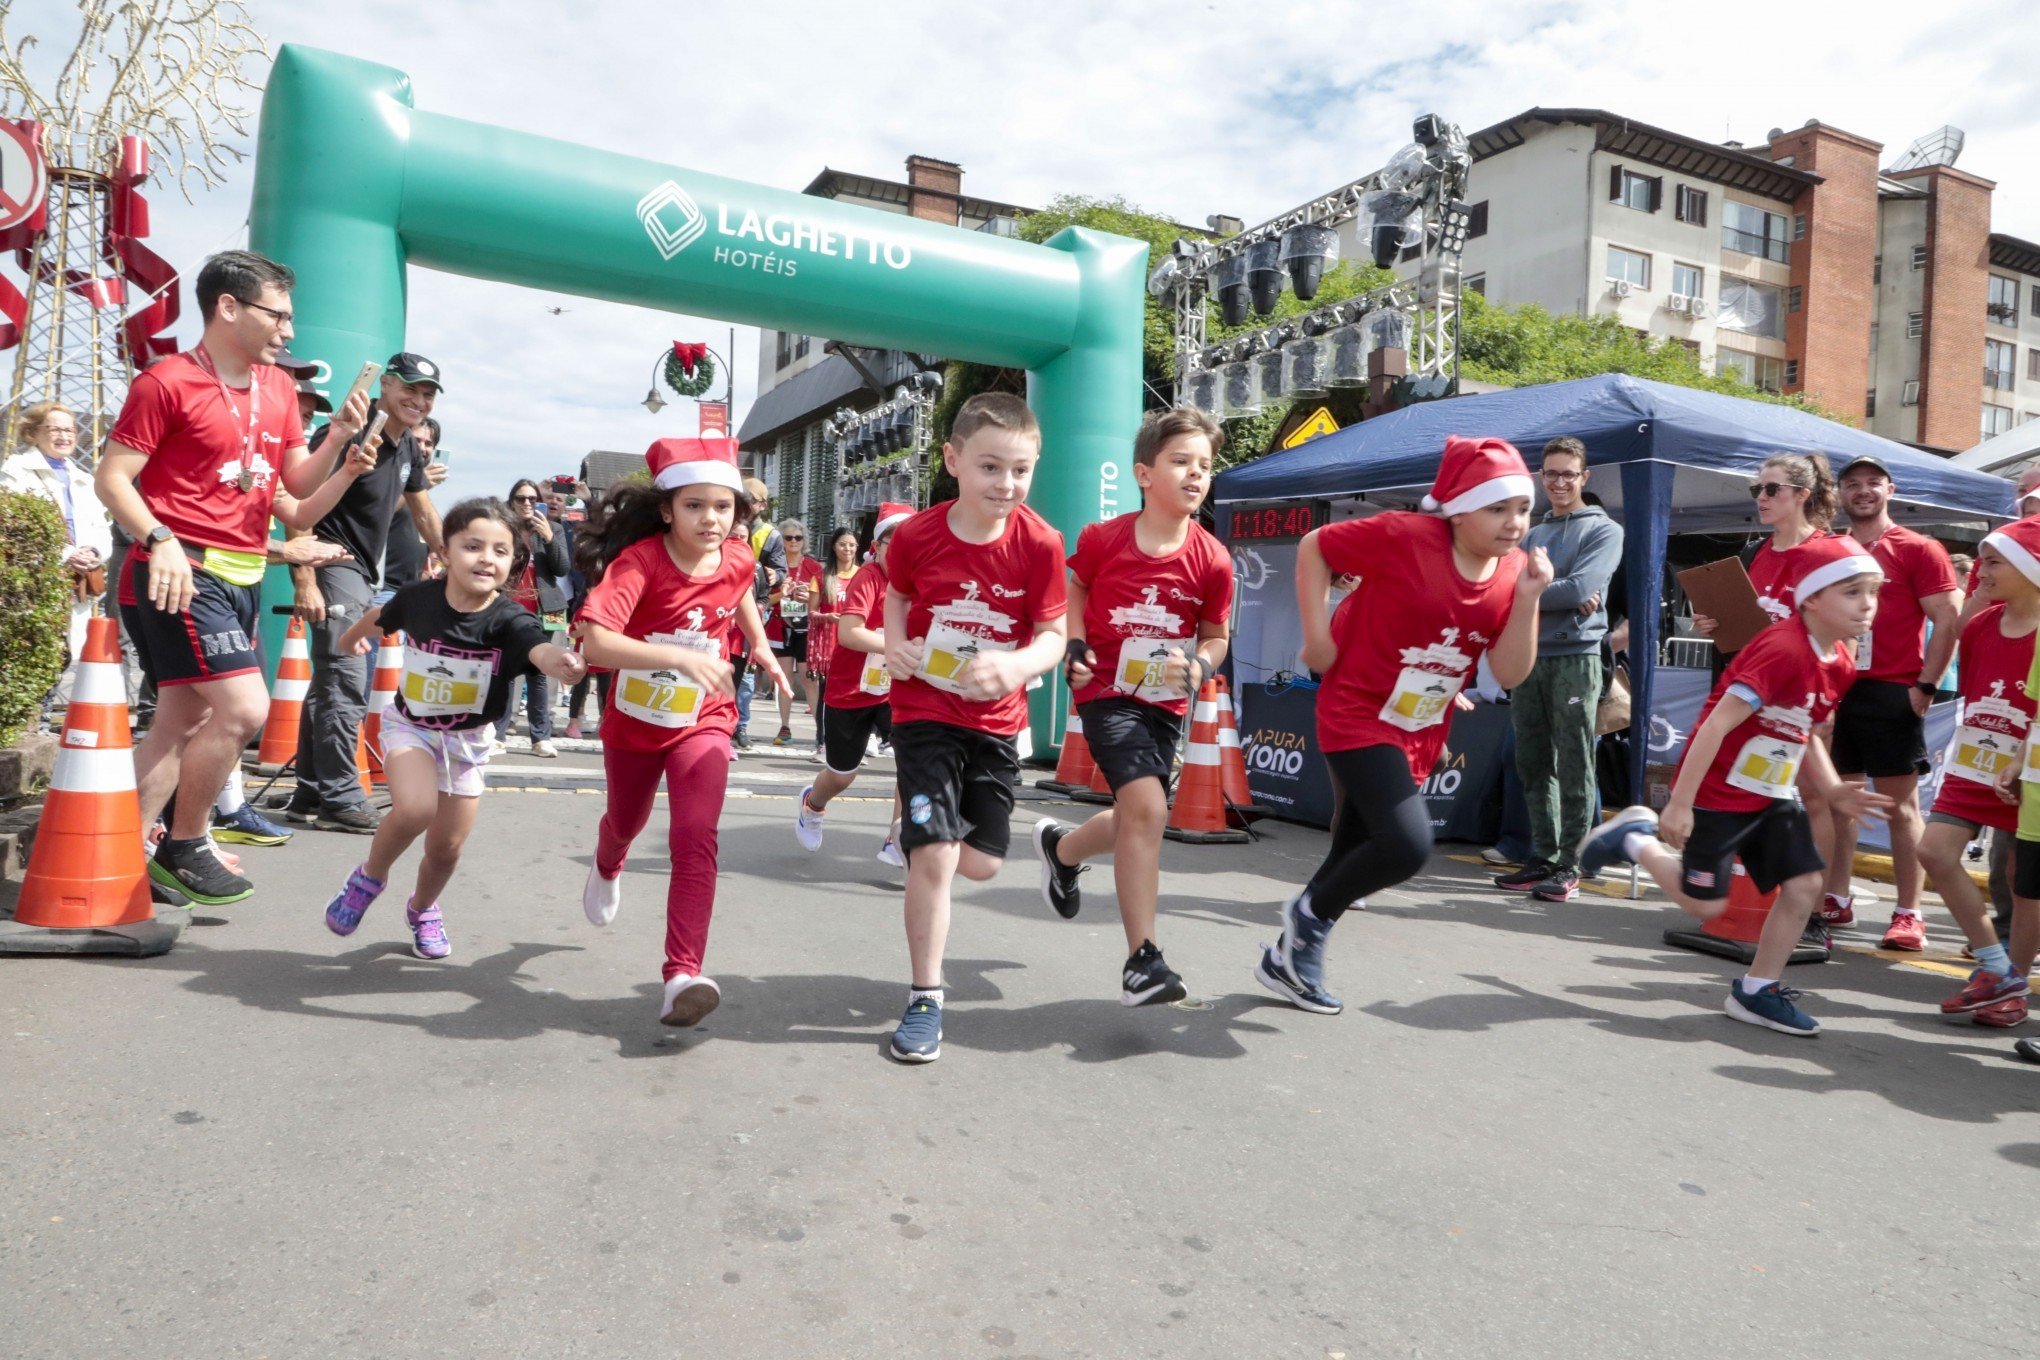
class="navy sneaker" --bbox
[1725,979,1821,1036]
[1121,940,1187,1007]
[889,993,943,1063]
[211,803,293,846]
[1576,805,1659,879]
[1253,892,1343,1015]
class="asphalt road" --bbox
[4,729,2037,1359]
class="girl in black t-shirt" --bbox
[321,498,587,959]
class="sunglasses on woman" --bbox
[1748,481,1803,500]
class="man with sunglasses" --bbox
[94,250,376,904]
[1493,436,1624,903]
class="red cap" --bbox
[646,437,743,493]
[1421,436,1534,516]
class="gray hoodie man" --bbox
[1526,501,1623,655]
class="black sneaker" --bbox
[277,795,320,825]
[1800,916,1832,952]
[1031,818,1085,919]
[1121,941,1187,1007]
[1530,870,1581,902]
[733,730,754,752]
[147,837,252,906]
[314,803,382,834]
[1492,860,1557,892]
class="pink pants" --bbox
[595,730,732,981]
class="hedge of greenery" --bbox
[0,489,70,748]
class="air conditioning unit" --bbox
[1609,279,1633,299]
[1689,299,1709,319]
[1901,380,1921,407]
[1667,293,1691,314]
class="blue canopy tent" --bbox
[1212,372,2018,809]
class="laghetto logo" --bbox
[637,182,708,261]
[637,178,914,278]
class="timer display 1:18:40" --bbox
[1226,502,1325,543]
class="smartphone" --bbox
[340,359,381,416]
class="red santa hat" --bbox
[873,501,915,540]
[1983,517,2040,587]
[1793,535,1884,604]
[646,436,744,494]
[1421,436,1534,516]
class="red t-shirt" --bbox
[580,533,756,752]
[1747,531,1838,623]
[1314,512,1522,777]
[885,501,1068,736]
[1852,524,1958,684]
[767,556,824,643]
[1684,616,1855,813]
[1067,515,1234,716]
[824,561,891,711]
[108,351,307,554]
[1932,604,2036,832]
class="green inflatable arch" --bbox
[247,44,1147,748]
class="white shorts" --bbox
[380,707,494,798]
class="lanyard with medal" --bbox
[190,345,262,491]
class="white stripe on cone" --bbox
[280,635,310,661]
[68,660,127,706]
[273,676,310,702]
[48,746,139,794]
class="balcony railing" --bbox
[1986,367,2016,391]
[1721,227,1789,264]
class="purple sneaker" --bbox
[407,896,450,960]
[324,864,386,936]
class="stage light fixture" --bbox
[1215,254,1251,327]
[1247,237,1286,315]
[1280,223,1340,301]
[1358,190,1422,269]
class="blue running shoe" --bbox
[324,864,386,937]
[1725,979,1821,1036]
[1577,804,1659,879]
[211,803,293,846]
[889,993,943,1063]
[1253,893,1343,1015]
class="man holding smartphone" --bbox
[284,352,448,832]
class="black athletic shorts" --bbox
[822,701,891,775]
[2014,839,2040,899]
[772,624,809,664]
[118,546,263,688]
[1679,802,1824,901]
[891,719,1019,860]
[1078,698,1179,792]
[1829,678,1929,778]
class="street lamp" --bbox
[645,339,735,415]
[642,350,668,414]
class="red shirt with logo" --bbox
[1068,515,1234,716]
[1315,511,1522,778]
[1932,604,2036,832]
[885,501,1068,736]
[767,556,824,644]
[108,351,307,554]
[580,533,756,752]
[1684,616,1856,813]
[1852,524,1958,684]
[824,560,891,711]
[1747,531,1838,624]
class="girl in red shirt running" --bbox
[574,438,790,1027]
[1257,437,1553,1014]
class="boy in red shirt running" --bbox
[1033,408,1234,1005]
[1579,536,1892,1036]
[882,394,1069,1063]
[793,502,912,867]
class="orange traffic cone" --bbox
[1164,679,1250,844]
[1038,692,1102,797]
[1663,861,1828,965]
[1212,676,1270,825]
[360,631,402,787]
[355,726,374,802]
[255,615,311,771]
[0,618,185,956]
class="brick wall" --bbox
[1900,165,1995,451]
[1769,123,1882,422]
[905,156,963,226]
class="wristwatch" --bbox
[1914,680,1939,697]
[145,525,177,548]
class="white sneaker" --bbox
[583,863,621,926]
[808,747,826,764]
[877,821,905,869]
[660,973,721,1027]
[532,739,559,759]
[794,786,825,851]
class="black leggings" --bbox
[569,671,612,722]
[1304,745,1435,921]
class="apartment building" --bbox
[735,156,1029,535]
[1460,108,2036,452]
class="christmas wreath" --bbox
[664,341,716,398]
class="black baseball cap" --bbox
[270,346,318,379]
[294,377,332,414]
[384,352,445,391]
[1838,453,1894,480]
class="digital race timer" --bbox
[1224,501,1327,543]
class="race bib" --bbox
[1948,724,2019,786]
[858,656,892,698]
[919,621,1012,696]
[400,647,491,718]
[2021,732,2040,786]
[616,630,718,729]
[1379,666,1463,733]
[1725,734,1806,799]
[1114,635,1191,704]
[781,592,808,625]
[1853,631,1872,673]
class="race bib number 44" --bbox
[1949,724,2018,786]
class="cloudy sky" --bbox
[10,0,2038,503]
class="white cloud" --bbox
[9,0,2036,502]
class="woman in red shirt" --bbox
[803,525,863,762]
[1256,437,1553,1015]
[574,438,789,1028]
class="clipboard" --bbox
[1676,557,1772,654]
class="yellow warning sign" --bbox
[1282,407,1341,448]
